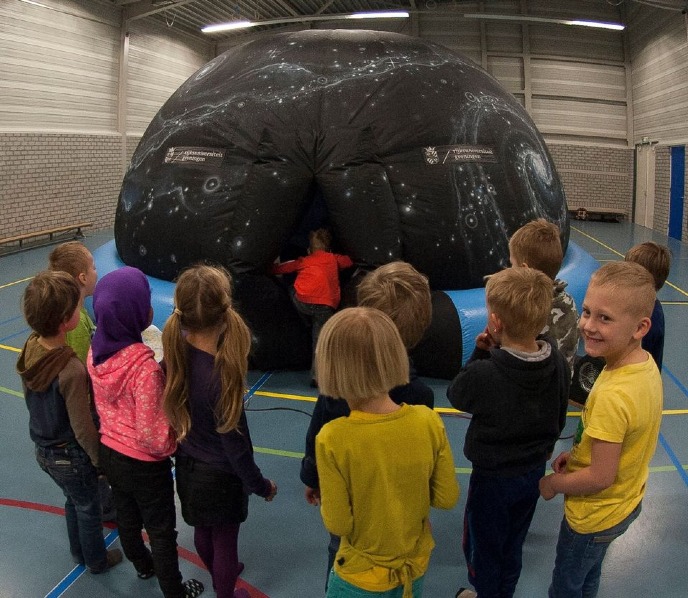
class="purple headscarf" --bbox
[91,266,152,365]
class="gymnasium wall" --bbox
[1,0,687,241]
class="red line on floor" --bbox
[0,497,270,598]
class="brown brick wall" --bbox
[0,133,123,238]
[548,144,634,218]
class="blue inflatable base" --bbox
[93,240,598,368]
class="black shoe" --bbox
[183,578,204,597]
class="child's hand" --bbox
[551,451,570,474]
[265,480,278,502]
[539,474,557,500]
[475,327,497,351]
[304,486,321,506]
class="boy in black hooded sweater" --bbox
[448,267,570,598]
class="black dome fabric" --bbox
[114,29,568,373]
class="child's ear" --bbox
[633,316,652,340]
[77,272,87,286]
[489,312,502,334]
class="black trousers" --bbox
[99,444,185,598]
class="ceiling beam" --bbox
[122,0,197,22]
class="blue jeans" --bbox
[326,570,425,597]
[548,502,642,598]
[463,464,544,598]
[35,444,108,570]
[99,444,184,598]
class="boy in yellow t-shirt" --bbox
[539,261,663,597]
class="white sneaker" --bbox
[456,589,478,598]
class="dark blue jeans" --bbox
[35,444,108,570]
[548,502,642,598]
[463,464,545,598]
[291,289,334,377]
[99,444,185,598]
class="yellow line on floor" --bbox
[0,343,21,353]
[0,276,33,290]
[571,226,688,297]
[0,385,23,398]
[252,446,686,475]
[255,390,317,403]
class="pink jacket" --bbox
[87,343,175,462]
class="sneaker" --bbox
[134,552,155,579]
[89,548,123,574]
[183,578,204,597]
[456,588,478,598]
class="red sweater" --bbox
[272,250,353,309]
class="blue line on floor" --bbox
[0,314,23,328]
[0,327,29,343]
[659,433,688,488]
[244,371,273,404]
[44,529,119,598]
[665,366,688,400]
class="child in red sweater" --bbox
[272,228,353,384]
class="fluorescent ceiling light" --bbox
[202,11,410,34]
[463,13,625,31]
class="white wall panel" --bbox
[0,0,119,132]
[126,19,213,135]
[531,60,626,102]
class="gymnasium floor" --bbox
[1,220,687,598]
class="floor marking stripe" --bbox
[0,343,21,353]
[0,276,33,290]
[658,433,688,488]
[0,327,29,343]
[255,446,306,459]
[571,226,688,297]
[255,389,317,402]
[665,366,688,400]
[0,385,23,398]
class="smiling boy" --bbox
[539,261,663,598]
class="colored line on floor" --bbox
[0,327,29,344]
[658,433,688,488]
[0,276,33,291]
[0,314,24,327]
[0,498,269,598]
[255,389,317,402]
[665,366,688,399]
[0,343,21,353]
[571,226,688,298]
[0,385,23,398]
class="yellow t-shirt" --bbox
[65,308,96,364]
[316,404,459,593]
[565,353,662,534]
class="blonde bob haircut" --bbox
[356,261,431,350]
[315,307,409,403]
[589,261,656,318]
[485,267,552,340]
[508,218,563,280]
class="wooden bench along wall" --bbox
[0,222,93,256]
[568,206,626,223]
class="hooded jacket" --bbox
[88,343,175,462]
[447,339,570,475]
[17,333,100,466]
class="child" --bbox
[49,241,116,521]
[300,261,435,584]
[315,307,459,598]
[48,241,97,363]
[540,261,662,598]
[447,267,570,598]
[624,241,671,371]
[271,227,353,384]
[16,271,122,573]
[87,267,204,598]
[162,265,277,598]
[509,218,580,372]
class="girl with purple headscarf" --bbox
[88,267,204,598]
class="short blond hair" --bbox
[486,267,552,340]
[356,262,431,349]
[48,241,92,280]
[589,261,655,318]
[509,219,563,280]
[315,307,409,403]
[624,242,671,291]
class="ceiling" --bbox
[111,0,687,42]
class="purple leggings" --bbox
[194,523,241,598]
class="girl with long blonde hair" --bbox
[163,264,277,598]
